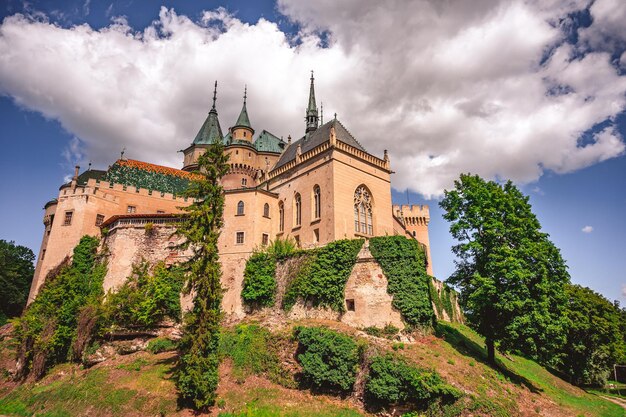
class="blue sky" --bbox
[0,0,625,303]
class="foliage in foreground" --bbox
[294,326,361,392]
[560,284,626,386]
[366,353,462,407]
[369,236,434,327]
[174,143,230,410]
[283,239,364,311]
[101,261,184,329]
[440,174,570,365]
[13,236,105,379]
[220,324,292,386]
[0,240,34,323]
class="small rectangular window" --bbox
[63,211,73,226]
[346,299,355,311]
[41,249,46,260]
[236,231,245,244]
[294,235,300,247]
[262,233,269,246]
[95,214,105,226]
[127,205,136,214]
[314,229,319,243]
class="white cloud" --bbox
[0,1,624,197]
[582,225,594,233]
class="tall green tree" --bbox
[174,144,229,410]
[561,284,626,386]
[0,240,35,322]
[440,174,570,365]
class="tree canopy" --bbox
[0,240,35,322]
[440,174,570,365]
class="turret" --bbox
[305,71,319,134]
[182,81,224,171]
[230,86,254,142]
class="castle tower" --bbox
[305,71,319,134]
[230,86,254,142]
[182,81,224,171]
[393,204,433,276]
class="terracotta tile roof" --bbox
[117,159,203,180]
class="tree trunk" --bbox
[486,338,496,365]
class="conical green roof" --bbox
[193,82,224,145]
[233,86,252,130]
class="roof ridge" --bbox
[334,119,365,150]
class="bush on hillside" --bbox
[294,326,361,392]
[241,252,277,308]
[366,353,461,407]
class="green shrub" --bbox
[147,337,177,354]
[284,239,363,311]
[294,326,360,392]
[101,261,184,329]
[219,324,291,385]
[241,252,277,308]
[366,353,461,407]
[267,236,297,260]
[369,236,434,327]
[14,236,105,379]
[363,324,400,339]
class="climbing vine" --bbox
[14,236,105,380]
[241,252,277,308]
[369,236,435,327]
[283,239,364,311]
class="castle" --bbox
[28,75,432,321]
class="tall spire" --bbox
[305,71,319,134]
[193,80,224,145]
[234,85,252,130]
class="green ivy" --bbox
[105,163,191,195]
[283,239,364,311]
[429,281,459,322]
[241,252,277,308]
[366,353,462,407]
[369,236,435,327]
[14,236,105,379]
[101,261,184,329]
[294,326,361,392]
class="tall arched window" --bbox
[313,185,321,219]
[237,200,245,216]
[263,203,270,218]
[354,185,373,235]
[294,193,302,226]
[279,201,284,232]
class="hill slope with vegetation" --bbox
[0,318,623,417]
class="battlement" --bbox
[392,204,430,220]
[58,178,193,203]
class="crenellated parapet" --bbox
[393,204,430,226]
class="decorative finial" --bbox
[120,147,126,160]
[320,102,324,125]
[211,80,218,111]
[334,112,337,120]
[288,135,292,145]
[243,84,247,105]
[311,70,314,80]
[88,160,92,171]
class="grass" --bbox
[436,321,626,417]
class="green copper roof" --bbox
[233,87,252,130]
[254,130,286,153]
[193,81,224,145]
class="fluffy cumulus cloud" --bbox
[0,0,625,197]
[581,225,593,233]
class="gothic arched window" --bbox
[279,201,284,232]
[313,185,321,219]
[237,200,245,216]
[354,185,373,235]
[263,203,270,218]
[294,193,302,226]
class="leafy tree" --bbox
[174,145,229,410]
[560,284,626,386]
[0,240,35,321]
[440,174,570,365]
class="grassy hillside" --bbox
[0,321,623,417]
